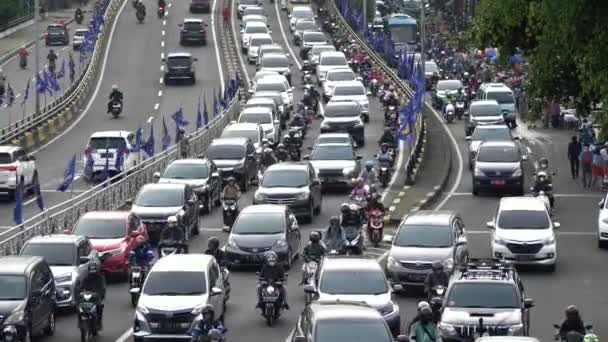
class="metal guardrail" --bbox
[0,14,35,33]
[0,98,241,256]
[324,0,426,186]
[0,0,123,146]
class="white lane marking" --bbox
[231,0,250,84]
[158,90,162,97]
[274,1,301,70]
[15,93,21,99]
[162,20,167,26]
[30,0,129,155]
[115,329,132,342]
[159,77,163,84]
[382,139,405,203]
[161,52,165,59]
[160,65,164,71]
[161,30,165,36]
[432,106,463,210]
[165,10,169,16]
[154,103,159,110]
[450,192,600,198]
[466,230,596,236]
[210,0,225,90]
[168,3,172,7]
[160,40,165,47]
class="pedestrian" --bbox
[518,88,528,120]
[0,68,6,98]
[222,5,230,28]
[591,147,603,188]
[179,131,190,158]
[567,136,582,179]
[581,144,593,188]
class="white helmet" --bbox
[112,84,118,90]
[167,216,178,226]
[417,301,430,310]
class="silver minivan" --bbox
[464,99,504,136]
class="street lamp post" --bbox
[420,0,425,76]
[34,0,41,117]
[362,0,367,31]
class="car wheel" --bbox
[44,310,56,336]
[285,249,292,270]
[599,239,606,249]
[472,186,479,196]
[204,195,212,214]
[314,196,322,214]
[306,200,314,223]
[192,217,200,235]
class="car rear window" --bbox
[73,218,126,239]
[47,26,64,33]
[184,22,203,30]
[476,145,519,162]
[134,187,184,207]
[470,104,501,116]
[0,153,13,164]
[88,137,126,150]
[498,209,550,229]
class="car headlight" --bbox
[342,167,355,175]
[508,324,524,335]
[493,236,507,245]
[438,322,457,336]
[265,128,274,134]
[273,238,288,249]
[5,311,25,325]
[295,192,309,201]
[512,168,522,177]
[360,101,369,110]
[379,301,397,315]
[227,236,238,248]
[473,167,484,177]
[191,303,204,315]
[254,191,266,201]
[136,305,149,316]
[443,258,454,271]
[54,273,73,283]
[602,217,608,224]
[543,235,555,244]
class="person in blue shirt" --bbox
[190,304,226,340]
[128,236,154,268]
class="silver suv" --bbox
[385,211,469,289]
[19,234,100,308]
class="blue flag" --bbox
[115,148,125,171]
[47,70,60,93]
[84,149,94,177]
[69,55,76,83]
[213,89,219,117]
[171,107,189,143]
[57,59,66,79]
[21,79,30,107]
[161,116,171,151]
[203,95,209,127]
[7,83,14,107]
[132,127,142,152]
[102,154,110,187]
[143,123,155,157]
[196,96,203,130]
[33,171,44,211]
[56,154,77,191]
[36,73,48,94]
[13,176,23,225]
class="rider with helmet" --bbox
[424,261,449,300]
[205,237,225,266]
[407,301,431,332]
[411,306,437,342]
[261,147,278,170]
[222,176,241,201]
[367,191,384,213]
[189,304,226,339]
[107,84,123,113]
[559,305,586,339]
[360,161,378,186]
[324,216,346,252]
[290,112,305,128]
[80,261,107,330]
[455,87,466,102]
[351,178,369,201]
[302,231,326,263]
[378,127,396,148]
[378,143,394,165]
[128,235,154,268]
[158,216,188,255]
[533,157,555,207]
[340,202,364,229]
[256,251,289,310]
[275,143,288,162]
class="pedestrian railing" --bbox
[0,14,35,33]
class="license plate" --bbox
[407,273,426,282]
[491,180,506,185]
[100,153,113,158]
[515,255,535,261]
[161,322,180,329]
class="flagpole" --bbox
[34,0,41,117]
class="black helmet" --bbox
[329,216,340,226]
[207,237,220,251]
[310,231,321,243]
[384,127,391,133]
[420,306,433,318]
[432,261,444,271]
[201,304,215,320]
[565,305,579,316]
[208,329,223,342]
[340,203,350,213]
[381,143,389,150]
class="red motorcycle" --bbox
[367,208,385,247]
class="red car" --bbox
[71,211,148,275]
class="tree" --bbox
[468,0,608,127]
[0,0,24,28]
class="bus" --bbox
[287,0,311,13]
[383,13,417,52]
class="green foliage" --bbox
[0,0,24,27]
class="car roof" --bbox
[401,210,458,226]
[89,131,131,138]
[240,204,286,214]
[0,256,44,275]
[26,234,85,245]
[0,145,22,153]
[311,45,335,52]
[211,137,250,146]
[320,51,346,58]
[326,67,353,73]
[266,162,309,172]
[257,75,288,83]
[326,100,359,108]
[244,14,265,19]
[75,28,89,33]
[498,197,546,211]
[309,301,381,320]
[141,183,187,191]
[477,337,540,342]
[259,44,283,50]
[225,123,261,131]
[480,83,511,91]
[262,52,288,60]
[183,18,203,23]
[249,33,272,39]
[322,257,383,272]
[333,80,364,88]
[241,107,272,115]
[317,133,351,139]
[292,5,313,12]
[168,158,210,165]
[81,211,130,220]
[479,140,518,149]
[151,254,214,272]
[47,24,64,28]
[246,97,274,105]
[473,124,509,131]
[471,99,500,106]
[245,21,267,27]
[167,52,192,58]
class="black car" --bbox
[189,0,211,13]
[156,158,222,214]
[179,18,207,46]
[206,137,258,191]
[163,52,197,85]
[45,24,69,46]
[0,256,56,341]
[224,204,301,268]
[472,141,528,196]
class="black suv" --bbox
[45,24,69,46]
[179,18,207,46]
[189,0,211,12]
[0,256,56,341]
[205,137,258,191]
[163,53,197,85]
[438,259,535,342]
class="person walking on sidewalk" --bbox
[581,144,593,188]
[567,136,582,179]
[591,147,604,188]
[222,5,230,28]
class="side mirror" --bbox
[210,287,223,296]
[274,120,280,125]
[303,284,316,293]
[28,155,36,161]
[513,136,520,140]
[522,155,529,161]
[288,15,292,19]
[187,199,196,206]
[303,155,310,160]
[129,231,140,238]
[599,200,605,208]
[553,222,561,229]
[367,91,372,96]
[524,298,534,308]
[125,199,133,206]
[456,236,467,246]
[294,336,306,342]
[464,136,472,141]
[212,172,220,178]
[382,234,393,244]
[356,155,363,160]
[248,89,254,94]
[269,30,273,34]
[486,221,495,229]
[79,256,90,265]
[553,324,561,329]
[291,86,295,91]
[178,23,183,27]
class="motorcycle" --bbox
[367,208,384,247]
[343,224,363,255]
[302,261,318,303]
[553,324,596,342]
[377,157,392,187]
[222,199,239,230]
[128,266,146,307]
[288,143,301,161]
[430,285,446,299]
[157,6,165,18]
[75,12,83,24]
[302,71,313,85]
[136,10,145,23]
[370,78,379,96]
[455,101,465,119]
[159,240,187,257]
[258,277,285,326]
[444,106,455,123]
[2,325,18,342]
[109,100,122,118]
[77,291,100,342]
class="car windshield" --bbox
[304,32,325,42]
[232,213,285,234]
[261,48,283,57]
[394,224,452,248]
[143,271,206,296]
[471,127,511,141]
[333,85,365,96]
[256,82,286,92]
[20,243,75,266]
[167,57,191,68]
[293,9,313,18]
[222,129,260,143]
[262,56,288,68]
[134,187,183,207]
[244,18,265,27]
[312,46,335,56]
[436,80,463,91]
[311,145,353,160]
[251,37,273,47]
[240,112,272,124]
[315,320,392,342]
[184,22,203,30]
[321,56,347,66]
[255,73,278,82]
[262,170,308,187]
[244,7,263,14]
[0,153,12,164]
[207,144,247,159]
[245,25,267,34]
[446,283,519,308]
[470,104,501,116]
[89,137,126,150]
[163,163,209,179]
[320,269,387,294]
[0,276,26,300]
[245,102,273,111]
[318,137,349,145]
[253,94,282,104]
[477,146,520,162]
[47,26,64,33]
[327,70,355,82]
[296,20,317,30]
[425,62,439,73]
[487,91,515,104]
[73,218,126,239]
[325,104,359,117]
[240,0,258,5]
[498,210,550,229]
[74,30,87,37]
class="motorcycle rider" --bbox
[558,305,586,340]
[260,147,278,170]
[256,251,289,310]
[424,261,449,300]
[222,176,241,201]
[340,202,364,230]
[75,7,84,22]
[367,192,385,213]
[407,301,431,332]
[455,87,466,103]
[128,235,154,269]
[378,127,396,148]
[47,49,58,72]
[204,237,225,266]
[80,262,106,330]
[384,89,399,109]
[158,215,188,255]
[190,304,226,339]
[136,1,146,16]
[378,143,394,164]
[411,306,437,342]
[351,177,369,201]
[533,157,555,207]
[360,161,378,185]
[324,216,346,252]
[290,112,305,128]
[158,0,166,9]
[207,328,225,342]
[275,143,288,162]
[107,84,123,113]
[301,231,326,284]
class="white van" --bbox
[477,83,517,126]
[84,131,140,180]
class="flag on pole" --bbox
[196,96,203,130]
[21,79,30,107]
[56,155,77,191]
[101,154,110,187]
[132,127,142,152]
[7,83,15,107]
[143,122,155,157]
[203,95,209,127]
[57,59,66,79]
[171,107,189,143]
[13,176,23,225]
[213,89,219,117]
[161,116,171,150]
[115,148,125,171]
[84,148,94,177]
[47,70,60,93]
[69,55,76,83]
[223,86,229,109]
[218,86,226,109]
[33,171,44,211]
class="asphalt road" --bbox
[0,0,223,228]
[0,6,95,128]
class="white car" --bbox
[487,196,559,271]
[258,53,292,84]
[251,75,294,110]
[301,31,328,49]
[241,22,271,52]
[597,194,608,248]
[330,80,370,118]
[252,70,280,88]
[241,14,268,30]
[72,28,88,50]
[221,122,265,154]
[238,107,280,143]
[316,51,348,85]
[292,19,319,45]
[242,5,265,17]
[322,67,355,100]
[309,44,335,66]
[0,146,36,200]
[257,44,286,65]
[237,0,261,18]
[84,131,140,180]
[289,6,315,32]
[247,33,273,63]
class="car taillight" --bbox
[0,165,17,171]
